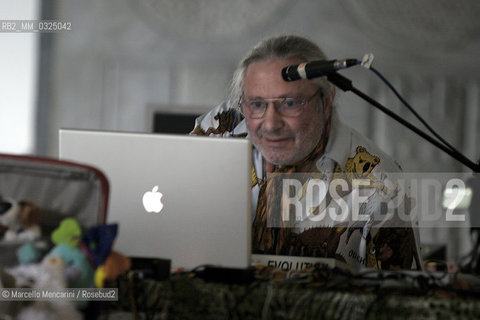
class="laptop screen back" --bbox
[59,129,251,270]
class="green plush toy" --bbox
[51,218,82,247]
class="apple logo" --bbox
[142,186,164,213]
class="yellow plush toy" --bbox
[94,251,131,288]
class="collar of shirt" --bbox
[318,109,352,171]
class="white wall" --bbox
[0,0,39,154]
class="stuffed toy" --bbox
[0,198,41,242]
[82,223,131,287]
[48,219,130,290]
[4,257,82,320]
[46,243,95,310]
[17,242,43,264]
[95,250,131,288]
[44,218,93,309]
[47,243,95,289]
[51,217,82,247]
[82,223,118,266]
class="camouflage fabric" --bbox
[105,267,480,320]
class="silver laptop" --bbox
[59,129,251,270]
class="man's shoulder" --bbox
[190,101,247,137]
[346,136,402,174]
[325,114,402,174]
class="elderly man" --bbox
[192,35,422,271]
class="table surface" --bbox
[103,265,480,320]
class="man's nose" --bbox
[262,102,284,131]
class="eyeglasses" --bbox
[240,88,323,119]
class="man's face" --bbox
[243,58,332,166]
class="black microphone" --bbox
[282,59,359,81]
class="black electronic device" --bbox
[129,256,171,281]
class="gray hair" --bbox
[229,35,334,107]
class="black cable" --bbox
[368,66,461,156]
[365,64,479,171]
